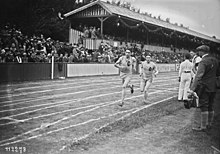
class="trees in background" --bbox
[0,0,86,41]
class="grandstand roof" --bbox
[64,0,220,44]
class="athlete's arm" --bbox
[179,62,183,78]
[114,57,122,69]
[139,62,143,76]
[132,57,137,72]
[153,63,159,76]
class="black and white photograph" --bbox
[0,0,220,153]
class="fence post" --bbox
[51,56,54,79]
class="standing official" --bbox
[190,45,220,131]
[114,50,136,107]
[140,55,158,104]
[178,53,193,101]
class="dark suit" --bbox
[191,54,219,112]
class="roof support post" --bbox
[98,17,109,39]
[69,22,72,44]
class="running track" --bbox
[0,72,179,154]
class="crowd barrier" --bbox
[0,63,178,82]
[67,63,118,77]
[0,63,66,83]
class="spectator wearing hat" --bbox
[189,45,220,131]
[36,40,46,54]
[45,38,53,54]
[114,49,136,107]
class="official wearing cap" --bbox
[190,45,220,131]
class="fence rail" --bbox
[0,63,177,83]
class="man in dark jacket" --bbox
[190,45,220,131]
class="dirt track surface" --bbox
[0,72,219,154]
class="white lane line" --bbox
[0,94,135,145]
[0,78,177,107]
[0,79,121,99]
[0,84,178,125]
[0,89,177,144]
[0,76,120,93]
[0,73,177,92]
[0,82,178,114]
[0,75,178,99]
[0,117,21,123]
[0,76,177,106]
[72,95,177,145]
[0,77,177,105]
[0,78,124,102]
[0,83,125,107]
[0,87,178,126]
[0,74,177,97]
[0,76,120,91]
[153,87,179,92]
[0,108,138,147]
[0,93,177,147]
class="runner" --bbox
[140,55,158,104]
[114,49,136,107]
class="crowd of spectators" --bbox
[0,24,184,64]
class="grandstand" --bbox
[64,0,220,52]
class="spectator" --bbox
[68,53,74,63]
[190,45,220,131]
[91,27,97,39]
[58,54,64,72]
[95,28,101,38]
[45,38,53,54]
[78,34,83,45]
[83,26,89,38]
[63,52,69,62]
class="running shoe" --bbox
[118,102,124,107]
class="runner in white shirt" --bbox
[114,50,136,107]
[140,55,158,104]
